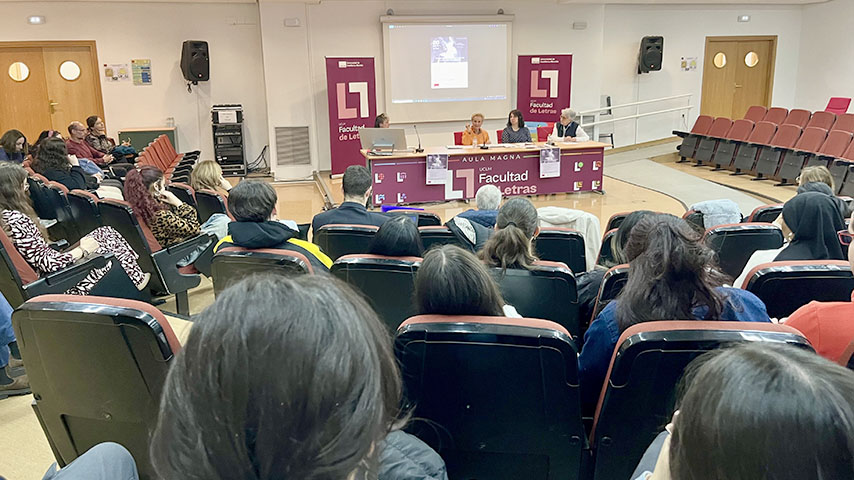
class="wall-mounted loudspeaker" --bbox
[181,40,210,83]
[638,36,664,74]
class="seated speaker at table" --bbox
[462,113,489,145]
[501,109,532,144]
[551,108,589,142]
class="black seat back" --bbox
[28,176,56,220]
[418,226,464,251]
[742,260,854,318]
[591,264,629,322]
[211,247,312,296]
[596,228,618,267]
[747,204,783,223]
[396,315,585,480]
[331,255,420,331]
[166,183,196,208]
[67,190,102,238]
[385,210,442,226]
[491,262,580,339]
[13,295,182,480]
[533,228,586,273]
[704,223,784,279]
[45,183,81,244]
[195,189,228,222]
[591,321,811,480]
[313,224,379,260]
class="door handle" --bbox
[49,99,59,114]
[734,84,743,88]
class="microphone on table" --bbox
[414,124,424,153]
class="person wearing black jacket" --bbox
[215,180,332,271]
[311,165,388,236]
[32,137,123,199]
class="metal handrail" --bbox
[581,105,694,128]
[578,94,693,116]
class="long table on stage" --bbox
[362,141,609,206]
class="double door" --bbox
[0,41,104,142]
[700,36,777,120]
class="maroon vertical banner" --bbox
[516,55,573,123]
[325,57,377,174]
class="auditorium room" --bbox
[2,0,854,478]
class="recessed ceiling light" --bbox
[27,15,45,25]
[738,15,751,23]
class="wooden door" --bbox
[701,36,777,120]
[0,41,103,143]
[43,45,104,133]
[0,47,51,142]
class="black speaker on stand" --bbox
[181,40,209,84]
[638,36,664,74]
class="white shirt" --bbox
[551,122,590,142]
[733,247,786,288]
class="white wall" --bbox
[602,5,803,147]
[795,0,854,112]
[260,0,605,177]
[1,2,268,163]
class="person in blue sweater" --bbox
[578,214,770,413]
[0,129,27,163]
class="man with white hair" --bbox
[551,108,590,142]
[456,184,501,228]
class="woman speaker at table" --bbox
[502,110,532,144]
[551,108,590,142]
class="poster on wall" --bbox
[131,59,152,85]
[516,55,572,123]
[103,64,129,82]
[325,57,378,175]
[680,56,698,72]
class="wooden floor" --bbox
[0,141,799,477]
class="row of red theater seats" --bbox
[136,134,199,182]
[675,106,854,192]
[14,286,843,479]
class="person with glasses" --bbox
[733,192,846,288]
[784,209,854,361]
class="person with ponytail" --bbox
[0,162,148,295]
[479,197,540,270]
[124,166,229,261]
[577,214,770,413]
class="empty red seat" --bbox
[743,105,767,123]
[675,115,714,161]
[782,109,811,129]
[807,111,837,131]
[775,127,828,184]
[747,203,783,223]
[753,124,802,180]
[833,114,854,133]
[762,107,789,125]
[731,121,778,174]
[826,97,852,115]
[690,117,732,166]
[709,119,754,169]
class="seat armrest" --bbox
[673,130,688,138]
[151,234,211,293]
[27,254,111,295]
[49,240,69,251]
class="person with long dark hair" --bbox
[734,192,846,287]
[631,343,854,480]
[479,197,539,271]
[417,244,519,317]
[368,216,424,257]
[150,274,447,480]
[32,137,123,200]
[124,166,229,262]
[501,109,531,144]
[0,162,148,294]
[578,214,770,412]
[0,129,27,163]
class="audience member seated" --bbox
[416,244,520,317]
[367,215,424,257]
[0,129,27,163]
[85,115,136,160]
[31,130,63,160]
[150,274,447,480]
[0,163,149,294]
[797,165,852,218]
[479,197,539,270]
[551,108,590,142]
[576,210,654,323]
[501,109,532,144]
[190,160,232,198]
[125,166,229,265]
[631,343,854,480]
[42,442,139,480]
[578,214,770,413]
[735,192,845,287]
[456,184,501,228]
[66,121,114,167]
[32,137,123,200]
[375,113,390,128]
[311,165,388,234]
[784,210,854,361]
[215,180,332,271]
[0,293,28,398]
[462,113,489,146]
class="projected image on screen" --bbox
[430,36,468,89]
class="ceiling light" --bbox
[738,15,751,23]
[27,15,45,25]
